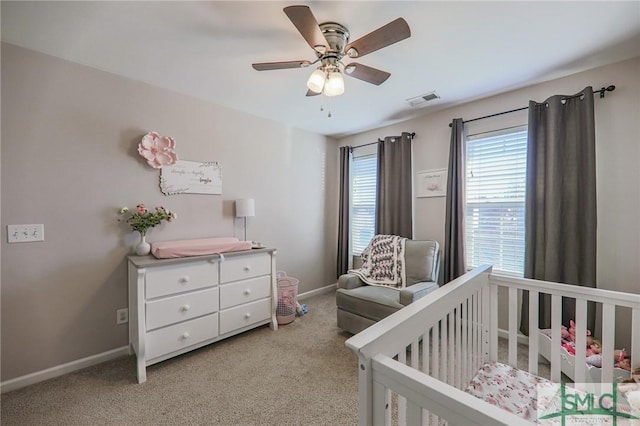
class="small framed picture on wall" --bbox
[416,168,447,197]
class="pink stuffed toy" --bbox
[567,319,592,343]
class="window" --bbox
[465,126,527,276]
[351,154,377,255]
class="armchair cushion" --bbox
[337,274,365,290]
[404,240,439,286]
[399,281,440,306]
[336,286,404,323]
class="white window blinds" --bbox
[465,126,527,276]
[352,154,377,255]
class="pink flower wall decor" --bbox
[138,132,178,169]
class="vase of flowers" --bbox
[119,203,176,255]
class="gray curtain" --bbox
[337,146,352,278]
[520,86,597,335]
[443,118,466,284]
[375,132,412,238]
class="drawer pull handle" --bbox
[181,332,190,340]
[244,289,251,296]
[180,276,190,284]
[181,304,191,312]
[244,313,251,319]
[243,266,251,272]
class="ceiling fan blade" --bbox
[306,89,321,97]
[344,63,391,85]
[252,60,311,71]
[283,5,329,52]
[344,18,411,58]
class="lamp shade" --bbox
[323,70,344,97]
[235,198,255,218]
[306,68,326,93]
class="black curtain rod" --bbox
[448,85,615,127]
[351,132,416,150]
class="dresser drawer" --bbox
[219,298,271,335]
[145,260,218,299]
[145,313,219,361]
[219,275,271,310]
[220,253,270,283]
[146,287,219,331]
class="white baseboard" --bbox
[298,282,337,300]
[1,345,130,394]
[2,284,338,393]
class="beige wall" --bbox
[1,43,338,381]
[2,40,638,383]
[338,57,640,343]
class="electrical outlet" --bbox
[7,224,44,243]
[117,308,129,325]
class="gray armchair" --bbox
[336,240,441,335]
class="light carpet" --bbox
[2,291,359,426]
[2,290,552,425]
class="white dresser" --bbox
[128,248,277,383]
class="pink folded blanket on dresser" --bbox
[151,237,252,259]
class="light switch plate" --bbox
[7,224,45,243]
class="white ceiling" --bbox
[2,1,639,138]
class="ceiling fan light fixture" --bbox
[323,70,345,97]
[307,68,326,93]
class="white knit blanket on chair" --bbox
[350,235,407,288]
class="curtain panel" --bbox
[520,86,597,335]
[375,132,413,238]
[336,146,352,278]
[443,118,466,284]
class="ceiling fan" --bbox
[252,5,411,98]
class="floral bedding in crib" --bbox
[465,361,640,424]
[465,361,556,422]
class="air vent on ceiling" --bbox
[406,91,440,107]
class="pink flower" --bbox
[138,132,178,169]
[137,204,148,214]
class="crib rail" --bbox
[346,265,640,426]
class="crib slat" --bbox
[632,309,640,374]
[508,287,518,367]
[462,298,469,386]
[432,320,439,381]
[490,284,498,362]
[398,348,407,425]
[442,316,448,384]
[528,290,539,375]
[476,290,481,369]
[456,305,462,388]
[412,340,419,370]
[421,330,430,426]
[574,299,588,385]
[406,400,421,426]
[422,330,430,375]
[601,303,616,384]
[551,294,562,382]
[448,309,455,387]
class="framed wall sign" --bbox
[160,160,223,195]
[416,168,447,198]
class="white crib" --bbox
[345,265,640,425]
